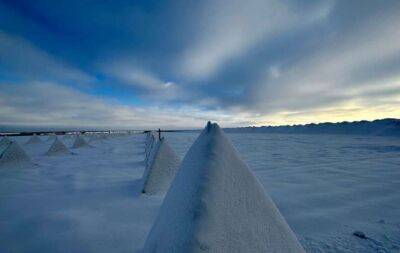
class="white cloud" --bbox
[102,60,188,102]
[0,30,93,83]
[178,0,333,81]
[106,63,163,90]
[252,9,400,112]
[0,82,254,129]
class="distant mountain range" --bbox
[2,118,400,137]
[225,118,400,137]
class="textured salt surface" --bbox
[0,134,153,253]
[164,132,400,253]
[141,137,180,195]
[0,132,399,252]
[144,133,157,166]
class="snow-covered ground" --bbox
[1,132,399,252]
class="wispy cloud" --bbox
[249,7,400,113]
[0,30,93,83]
[0,82,253,129]
[178,0,333,81]
[102,60,188,102]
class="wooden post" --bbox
[158,128,161,140]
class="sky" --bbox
[0,0,400,130]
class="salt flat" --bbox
[1,133,399,252]
[165,132,400,252]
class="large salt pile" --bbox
[141,137,181,195]
[72,135,89,148]
[142,122,304,253]
[144,133,157,165]
[26,134,43,144]
[0,141,31,166]
[144,133,154,152]
[46,138,71,155]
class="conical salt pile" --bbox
[72,135,89,148]
[99,133,108,140]
[144,133,153,150]
[26,134,43,144]
[0,136,12,152]
[145,133,157,164]
[0,141,31,165]
[88,133,106,142]
[46,138,71,155]
[62,134,72,140]
[142,122,304,253]
[88,134,98,142]
[46,134,57,142]
[141,137,181,195]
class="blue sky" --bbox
[0,0,400,129]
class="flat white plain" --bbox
[0,132,399,252]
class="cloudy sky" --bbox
[1,0,400,130]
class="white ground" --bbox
[0,132,399,252]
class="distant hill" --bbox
[225,118,400,137]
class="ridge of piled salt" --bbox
[141,137,181,195]
[142,122,305,253]
[144,132,158,166]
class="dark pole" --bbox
[207,121,211,132]
[158,128,161,140]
